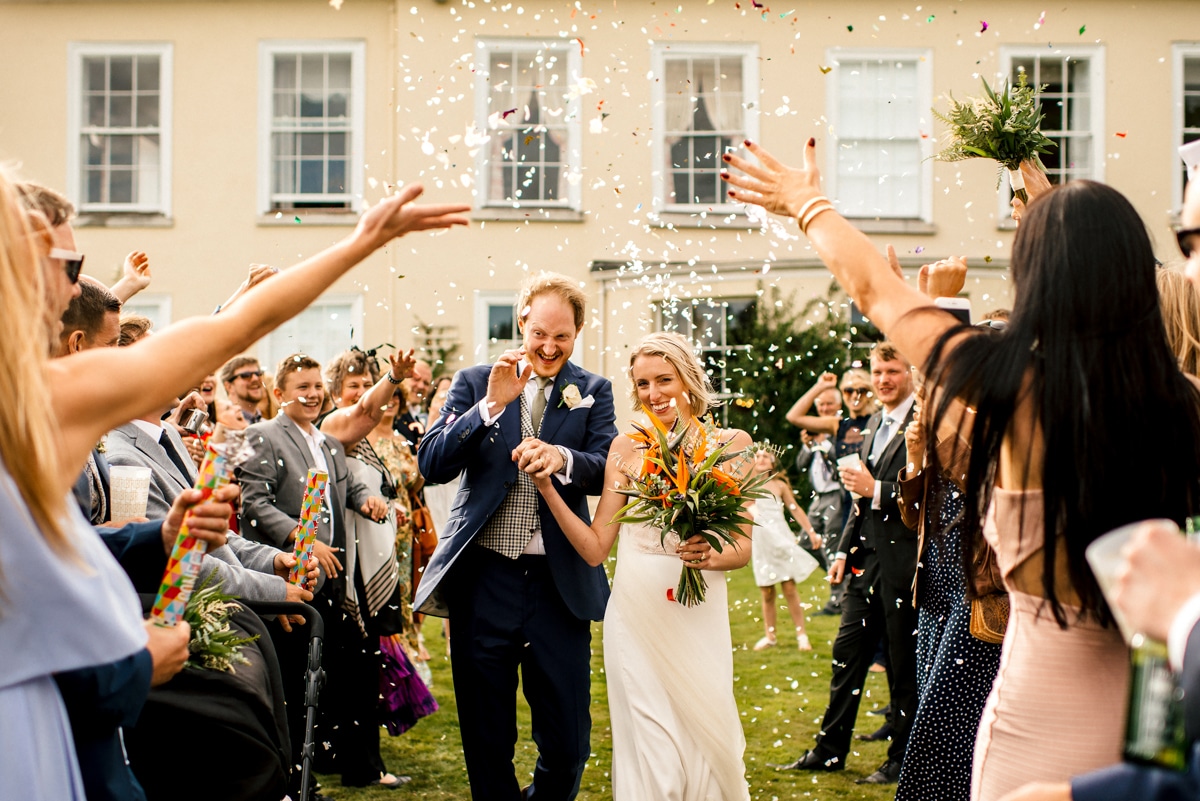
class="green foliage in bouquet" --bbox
[932,73,1056,201]
[181,573,258,673]
[611,410,772,606]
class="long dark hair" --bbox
[925,180,1200,627]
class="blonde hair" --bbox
[0,170,68,554]
[839,368,871,391]
[1157,269,1200,377]
[627,331,713,418]
[516,272,587,331]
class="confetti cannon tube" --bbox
[289,468,328,585]
[149,442,237,624]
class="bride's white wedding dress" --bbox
[605,522,750,801]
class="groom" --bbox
[415,272,617,801]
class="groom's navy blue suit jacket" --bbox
[414,359,617,621]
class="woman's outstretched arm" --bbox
[50,184,469,473]
[722,139,957,368]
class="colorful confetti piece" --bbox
[1079,24,1086,35]
[1035,10,1046,29]
[1115,131,1128,138]
[819,65,832,74]
[979,20,988,33]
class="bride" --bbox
[529,331,754,801]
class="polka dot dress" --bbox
[896,475,1003,801]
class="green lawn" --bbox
[320,564,896,800]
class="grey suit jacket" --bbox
[105,422,196,520]
[237,413,371,550]
[102,421,290,601]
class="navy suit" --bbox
[415,360,616,801]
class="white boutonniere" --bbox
[559,382,583,409]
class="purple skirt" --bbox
[379,634,438,736]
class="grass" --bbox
[320,563,896,801]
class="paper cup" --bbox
[110,465,152,521]
[1085,519,1175,645]
[836,453,863,499]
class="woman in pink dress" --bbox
[723,142,1200,799]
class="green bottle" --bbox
[1123,633,1188,770]
[1186,515,1200,545]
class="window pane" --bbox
[136,93,159,127]
[85,57,107,92]
[274,91,296,119]
[1040,59,1064,93]
[86,169,103,203]
[274,55,297,91]
[488,305,514,341]
[110,57,133,92]
[85,136,103,166]
[1186,96,1200,130]
[300,132,325,156]
[300,159,324,193]
[109,95,132,127]
[327,159,346,193]
[328,54,351,90]
[87,94,107,126]
[328,132,346,157]
[136,57,160,91]
[328,91,348,120]
[110,136,134,165]
[110,170,134,203]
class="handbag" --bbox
[409,492,438,592]
[969,592,1010,644]
[967,535,1009,643]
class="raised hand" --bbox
[919,257,968,300]
[721,138,823,220]
[354,182,471,250]
[486,347,532,413]
[389,348,417,384]
[123,251,152,291]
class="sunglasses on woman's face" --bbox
[1177,227,1200,259]
[842,387,871,397]
[48,248,84,284]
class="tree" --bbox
[723,282,851,496]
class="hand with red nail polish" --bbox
[720,136,823,220]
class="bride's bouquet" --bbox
[932,73,1056,202]
[611,409,771,607]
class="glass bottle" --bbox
[1123,633,1188,770]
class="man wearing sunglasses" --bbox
[220,355,266,425]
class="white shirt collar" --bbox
[884,393,917,427]
[131,418,165,440]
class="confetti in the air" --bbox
[1035,10,1046,29]
[1079,24,1086,35]
[329,0,343,8]
[1115,131,1128,139]
[979,20,988,33]
[926,14,935,23]
[294,216,302,224]
[501,108,518,120]
[819,65,832,74]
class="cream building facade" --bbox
[2,0,1198,423]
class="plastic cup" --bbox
[109,465,152,521]
[1085,519,1176,646]
[836,453,863,499]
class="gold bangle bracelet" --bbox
[795,195,829,224]
[800,202,835,235]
